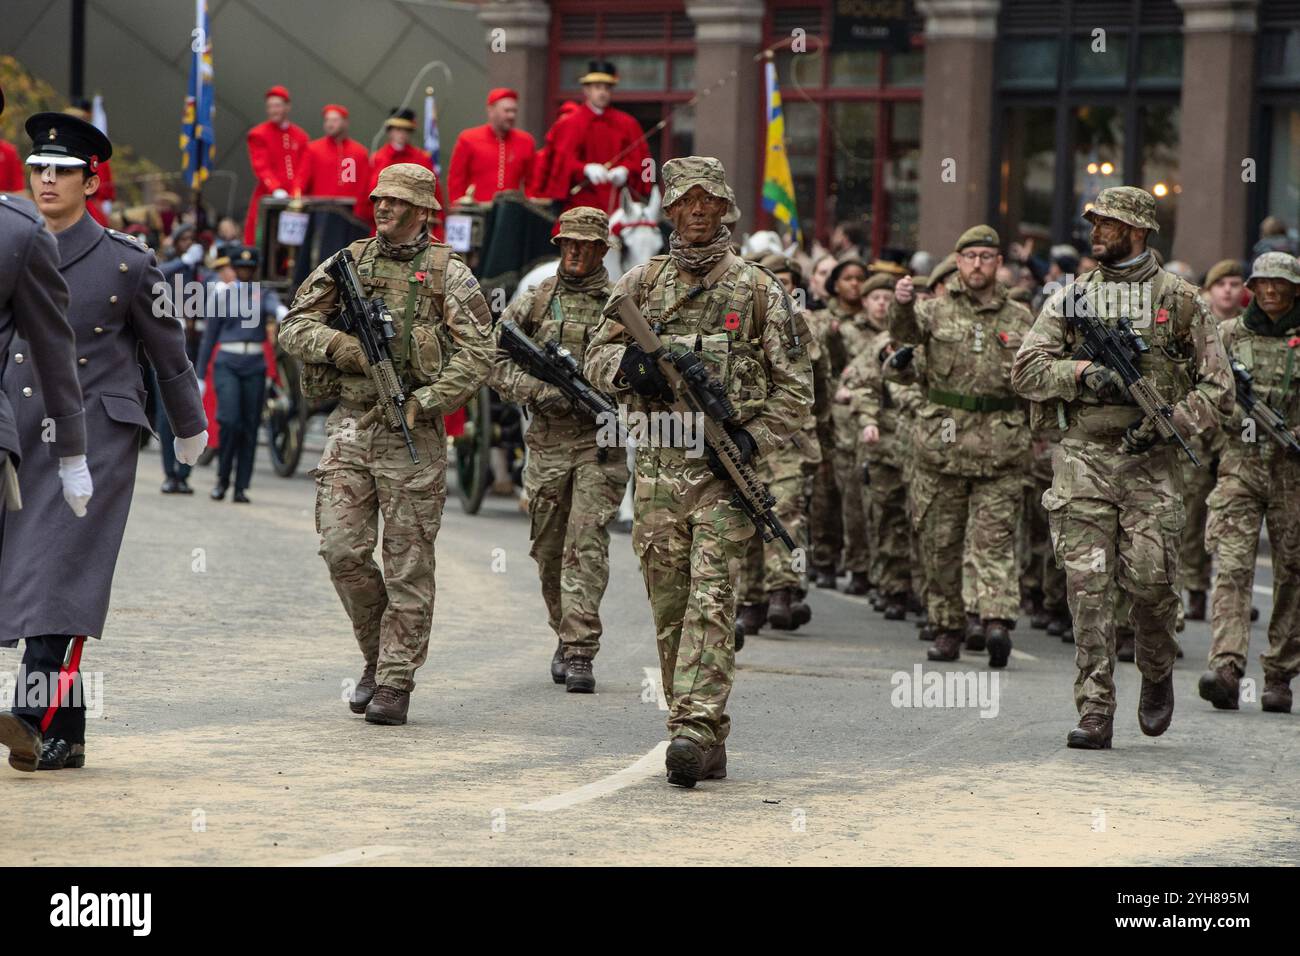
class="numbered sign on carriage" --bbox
[444,215,474,253]
[276,210,310,247]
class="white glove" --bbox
[174,430,209,466]
[272,188,289,199]
[197,378,207,398]
[608,166,629,188]
[58,455,93,518]
[583,163,609,186]
[182,242,205,267]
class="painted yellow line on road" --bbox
[519,742,669,812]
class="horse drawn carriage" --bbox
[255,188,663,514]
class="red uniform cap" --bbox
[265,85,291,101]
[321,103,349,118]
[487,88,519,107]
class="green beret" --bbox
[862,273,896,296]
[955,224,1000,252]
[1204,258,1244,289]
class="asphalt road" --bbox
[1,438,1295,866]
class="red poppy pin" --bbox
[723,311,740,331]
[1289,336,1300,349]
[1156,308,1169,324]
[89,154,99,173]
[415,271,427,283]
[997,331,1009,345]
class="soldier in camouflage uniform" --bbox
[489,207,629,693]
[1012,186,1233,748]
[585,157,812,786]
[844,323,921,618]
[891,225,1034,667]
[279,164,494,725]
[735,255,827,633]
[806,298,843,590]
[818,258,879,595]
[1198,252,1300,714]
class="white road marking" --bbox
[1253,585,1273,597]
[643,666,669,711]
[1009,648,1039,662]
[290,845,404,867]
[519,742,669,812]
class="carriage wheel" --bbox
[265,350,306,477]
[455,385,492,514]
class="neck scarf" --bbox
[1242,297,1300,337]
[377,230,431,261]
[1097,249,1161,285]
[669,225,733,277]
[557,264,610,297]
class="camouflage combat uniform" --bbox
[845,328,920,603]
[585,157,813,750]
[490,207,629,664]
[805,307,843,576]
[279,164,494,701]
[1011,187,1233,725]
[1204,253,1300,700]
[890,227,1034,653]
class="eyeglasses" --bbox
[958,251,999,263]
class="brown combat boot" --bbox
[349,662,377,714]
[565,657,595,694]
[985,619,1013,668]
[737,602,767,635]
[1138,674,1175,736]
[789,591,812,629]
[1197,663,1240,710]
[733,622,745,652]
[844,572,871,596]
[927,629,962,662]
[767,590,794,630]
[550,641,567,684]
[1261,677,1293,714]
[1066,713,1114,750]
[1116,628,1135,662]
[1186,589,1208,621]
[918,624,935,642]
[364,685,410,725]
[666,737,705,788]
[882,594,908,621]
[964,613,986,651]
[814,567,838,589]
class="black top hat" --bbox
[579,60,619,85]
[384,107,417,130]
[25,111,112,171]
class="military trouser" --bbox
[810,460,842,570]
[633,452,750,748]
[524,443,629,659]
[1042,438,1183,718]
[911,466,1022,632]
[737,469,807,603]
[1179,431,1222,592]
[1206,452,1300,682]
[866,461,911,598]
[831,445,870,575]
[1020,476,1068,613]
[314,405,447,693]
[961,525,980,614]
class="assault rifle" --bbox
[1232,360,1300,455]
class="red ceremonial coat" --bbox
[369,143,446,241]
[242,120,310,243]
[534,104,650,213]
[446,125,536,205]
[84,159,115,226]
[0,140,24,193]
[304,135,373,227]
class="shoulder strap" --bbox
[529,275,560,331]
[638,255,672,305]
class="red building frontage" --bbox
[480,0,1299,272]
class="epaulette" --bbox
[0,193,43,224]
[106,228,150,253]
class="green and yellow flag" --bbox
[761,58,801,245]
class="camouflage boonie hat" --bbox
[661,156,739,223]
[370,163,441,211]
[1246,251,1300,288]
[552,206,610,246]
[955,224,1000,252]
[1083,186,1158,232]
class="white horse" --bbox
[511,186,664,303]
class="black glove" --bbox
[705,426,756,481]
[1080,362,1128,404]
[888,345,914,370]
[618,344,672,401]
[1120,416,1161,455]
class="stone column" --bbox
[477,0,552,139]
[1174,0,1259,271]
[915,0,1001,255]
[685,0,765,232]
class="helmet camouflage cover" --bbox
[1246,251,1300,288]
